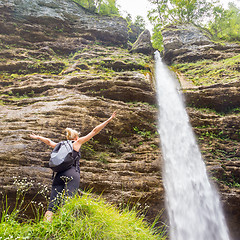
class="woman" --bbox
[30,111,116,222]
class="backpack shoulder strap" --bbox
[63,140,73,152]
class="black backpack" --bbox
[49,140,78,172]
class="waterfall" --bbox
[155,51,230,240]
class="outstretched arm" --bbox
[76,111,116,146]
[29,133,57,148]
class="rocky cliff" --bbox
[0,0,163,225]
[162,24,240,240]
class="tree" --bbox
[125,13,133,24]
[72,0,119,16]
[96,0,103,13]
[147,0,216,51]
[208,2,240,41]
[134,15,146,32]
[152,24,163,51]
[148,0,214,27]
[98,0,119,16]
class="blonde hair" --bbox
[65,128,79,140]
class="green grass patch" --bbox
[9,94,33,100]
[189,106,240,116]
[0,193,167,240]
[133,127,158,140]
[211,175,240,189]
[173,54,240,86]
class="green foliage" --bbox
[133,126,157,140]
[72,0,96,12]
[0,191,167,239]
[200,130,228,142]
[109,136,122,154]
[151,24,163,51]
[125,13,133,26]
[229,107,240,115]
[0,176,49,225]
[98,0,119,16]
[148,0,213,28]
[212,174,240,188]
[125,14,146,38]
[207,2,240,41]
[97,152,109,163]
[134,15,146,32]
[147,0,214,51]
[72,0,119,16]
[7,90,13,95]
[148,0,240,46]
[81,142,96,159]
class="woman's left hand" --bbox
[29,133,39,139]
[109,111,116,120]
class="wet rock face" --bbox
[162,24,240,64]
[0,0,162,225]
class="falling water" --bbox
[155,51,230,240]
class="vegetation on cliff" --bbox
[172,54,240,86]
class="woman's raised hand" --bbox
[109,111,116,120]
[29,133,39,139]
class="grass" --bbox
[189,106,240,116]
[211,175,240,189]
[0,192,167,240]
[173,54,240,86]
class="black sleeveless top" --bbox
[72,149,81,173]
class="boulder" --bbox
[130,29,154,55]
[162,24,240,64]
[184,81,240,112]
